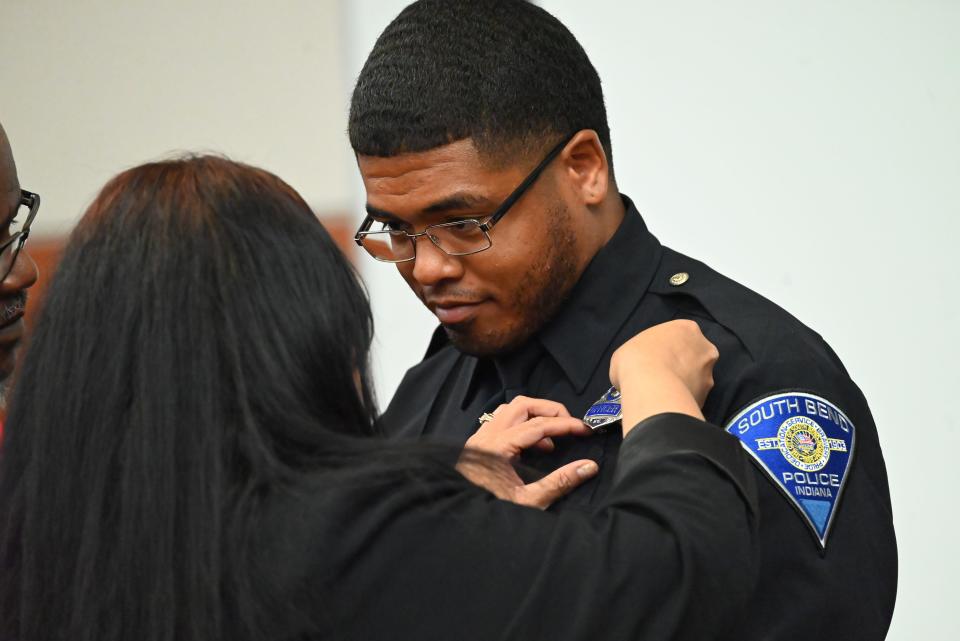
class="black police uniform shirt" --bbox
[258,413,759,641]
[380,196,898,640]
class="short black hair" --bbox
[349,0,612,168]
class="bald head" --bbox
[0,123,19,201]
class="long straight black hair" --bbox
[0,156,434,641]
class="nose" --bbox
[407,235,464,287]
[2,247,39,293]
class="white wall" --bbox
[346,1,959,639]
[0,0,354,234]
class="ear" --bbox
[558,130,610,207]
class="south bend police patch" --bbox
[724,392,855,548]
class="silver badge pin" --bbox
[583,386,622,431]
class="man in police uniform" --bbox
[348,0,897,637]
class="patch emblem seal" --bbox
[725,392,855,548]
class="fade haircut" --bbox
[349,0,613,169]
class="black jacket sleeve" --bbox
[267,413,760,641]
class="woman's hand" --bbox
[609,320,719,433]
[457,396,598,509]
[464,396,591,460]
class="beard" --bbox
[444,201,580,357]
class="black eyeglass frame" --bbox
[0,190,41,282]
[354,132,577,263]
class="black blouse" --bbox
[256,413,759,641]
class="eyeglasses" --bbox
[0,190,41,282]
[354,133,575,263]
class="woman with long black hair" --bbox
[0,156,758,641]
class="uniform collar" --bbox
[535,195,662,393]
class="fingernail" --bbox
[577,462,599,478]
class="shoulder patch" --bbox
[724,391,855,548]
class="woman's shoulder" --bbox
[248,460,486,636]
[258,461,479,576]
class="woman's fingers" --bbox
[510,459,600,510]
[488,396,572,430]
[467,416,590,458]
[510,396,572,420]
[609,319,719,406]
[508,417,591,451]
[531,436,555,452]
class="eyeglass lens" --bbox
[361,228,414,262]
[359,220,491,262]
[0,196,35,280]
[0,236,25,281]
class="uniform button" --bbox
[669,272,689,286]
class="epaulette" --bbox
[647,247,815,362]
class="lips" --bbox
[0,293,26,329]
[428,299,486,325]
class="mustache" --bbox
[0,292,27,326]
[420,286,483,301]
